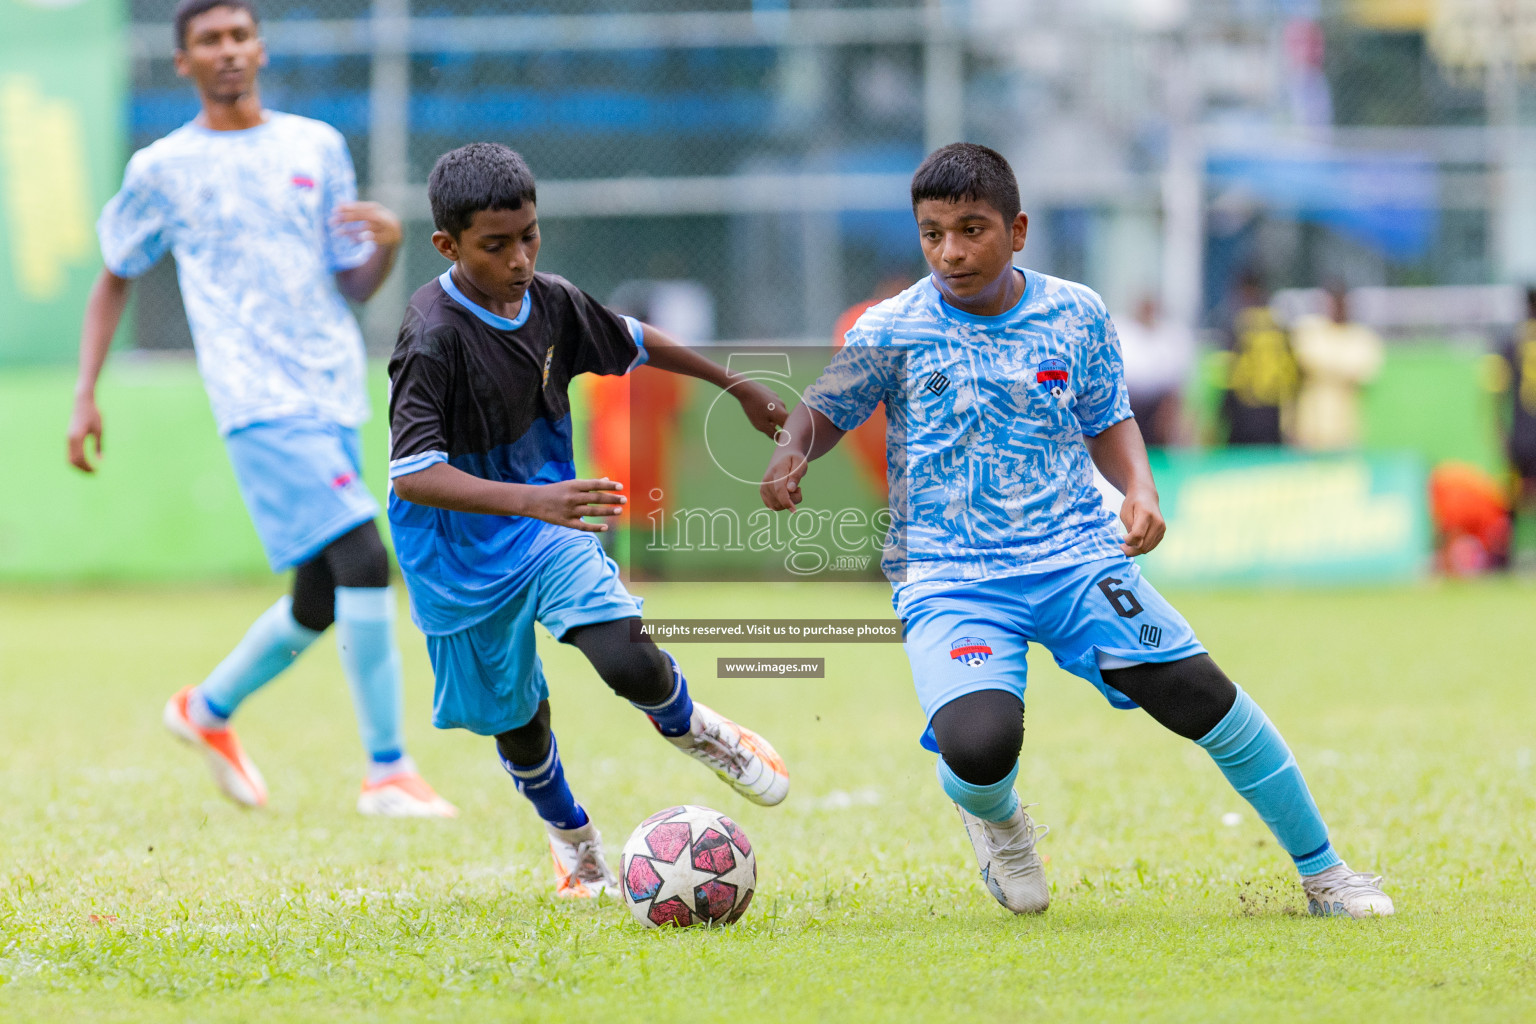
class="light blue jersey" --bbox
[97,112,374,435]
[801,269,1131,591]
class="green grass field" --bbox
[2,580,1534,1022]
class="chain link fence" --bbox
[124,0,1536,353]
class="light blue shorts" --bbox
[425,536,645,736]
[895,555,1207,752]
[224,418,380,571]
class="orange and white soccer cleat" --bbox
[357,767,459,818]
[666,702,790,806]
[162,685,268,808]
[547,821,620,898]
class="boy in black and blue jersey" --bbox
[388,143,789,897]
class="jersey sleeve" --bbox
[563,283,646,376]
[1074,310,1133,437]
[801,322,894,431]
[388,335,453,480]
[96,151,172,279]
[321,129,375,273]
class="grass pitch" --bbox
[1,579,1533,1022]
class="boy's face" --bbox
[175,6,266,105]
[915,198,1028,310]
[432,205,541,307]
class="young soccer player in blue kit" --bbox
[762,144,1393,919]
[68,0,453,817]
[386,143,790,897]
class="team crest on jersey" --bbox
[949,637,993,667]
[291,174,316,190]
[541,346,555,388]
[1036,358,1069,399]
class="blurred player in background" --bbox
[1115,293,1195,448]
[1488,286,1536,563]
[1217,270,1298,446]
[66,0,454,817]
[1290,282,1383,452]
[763,144,1393,919]
[386,144,789,897]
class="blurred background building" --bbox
[95,0,1536,353]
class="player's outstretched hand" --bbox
[733,379,789,440]
[67,393,103,473]
[523,478,626,532]
[760,449,808,512]
[333,201,403,248]
[1119,486,1166,555]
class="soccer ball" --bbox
[620,804,756,928]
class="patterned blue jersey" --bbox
[801,269,1131,592]
[97,113,374,435]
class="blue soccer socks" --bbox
[632,651,695,737]
[195,596,321,722]
[500,734,590,831]
[1197,685,1341,875]
[335,586,407,765]
[937,757,1022,823]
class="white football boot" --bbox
[957,802,1051,914]
[1301,863,1395,918]
[547,821,620,899]
[665,702,789,806]
[357,761,458,818]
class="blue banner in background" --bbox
[1207,147,1438,262]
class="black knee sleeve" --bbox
[929,689,1025,786]
[1101,654,1237,741]
[495,701,553,766]
[288,522,391,632]
[323,521,390,589]
[562,618,673,706]
[290,557,335,632]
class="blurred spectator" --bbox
[1290,283,1384,452]
[1216,271,1299,446]
[832,271,912,500]
[1115,293,1195,448]
[1486,286,1536,562]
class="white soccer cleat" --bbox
[665,702,789,807]
[163,686,269,808]
[547,821,620,899]
[957,801,1051,914]
[1302,863,1395,919]
[357,767,459,818]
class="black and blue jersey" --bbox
[386,269,645,635]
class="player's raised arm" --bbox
[1084,416,1165,556]
[638,326,787,439]
[760,402,846,513]
[67,268,133,473]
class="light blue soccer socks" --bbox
[632,650,695,737]
[500,735,590,831]
[937,757,1022,823]
[1197,685,1342,875]
[194,596,320,723]
[334,586,407,766]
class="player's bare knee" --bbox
[1103,654,1236,741]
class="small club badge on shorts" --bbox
[1036,357,1071,406]
[949,637,993,667]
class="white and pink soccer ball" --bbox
[620,805,756,928]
